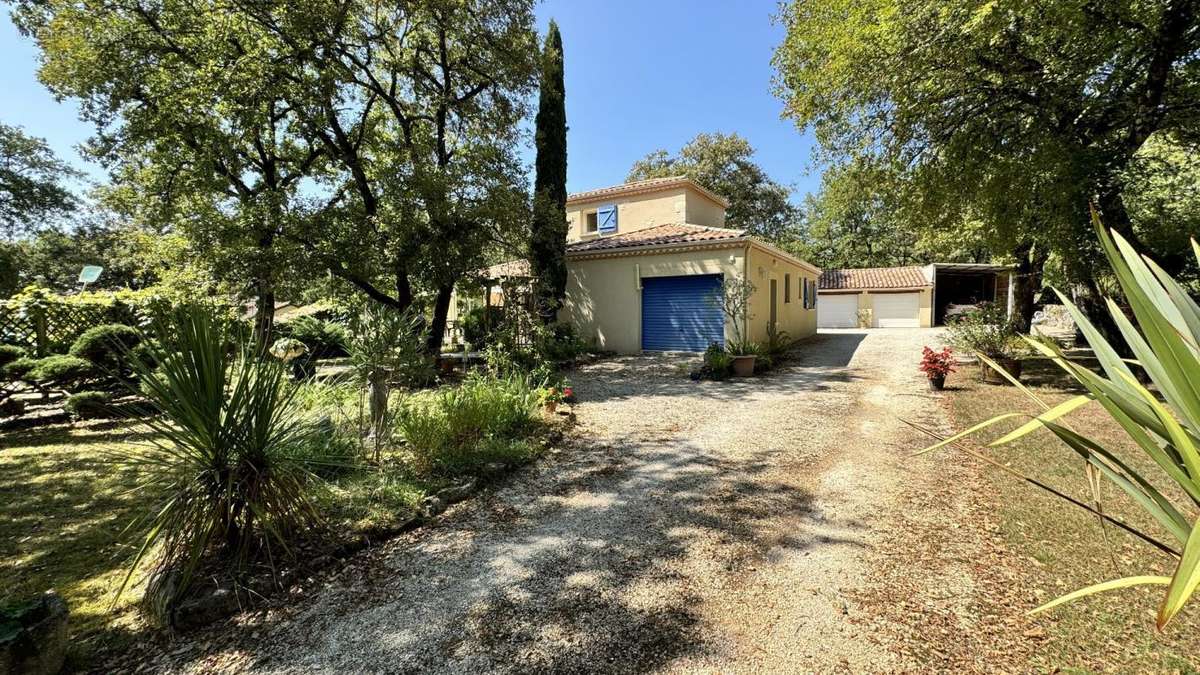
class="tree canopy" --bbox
[627,132,800,241]
[0,122,79,236]
[774,0,1200,321]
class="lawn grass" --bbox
[0,417,433,667]
[943,356,1200,672]
[0,422,155,664]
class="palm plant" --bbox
[920,208,1200,628]
[346,304,430,461]
[118,306,319,610]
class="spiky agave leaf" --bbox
[113,306,322,612]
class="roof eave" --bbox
[567,237,749,260]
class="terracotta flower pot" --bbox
[731,355,757,377]
[928,374,946,391]
[543,401,558,414]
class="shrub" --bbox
[2,356,38,382]
[116,306,325,613]
[281,315,348,359]
[28,355,95,389]
[397,372,541,476]
[0,345,25,369]
[946,302,1021,358]
[538,321,591,363]
[69,323,142,374]
[702,343,733,380]
[65,390,111,420]
[460,306,502,348]
[347,304,433,460]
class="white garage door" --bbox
[873,292,921,328]
[818,294,859,328]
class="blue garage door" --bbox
[641,274,725,351]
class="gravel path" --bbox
[164,329,953,674]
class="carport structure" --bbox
[929,263,1014,326]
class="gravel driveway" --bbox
[165,329,952,674]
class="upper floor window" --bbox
[584,211,599,234]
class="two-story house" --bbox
[455,176,820,354]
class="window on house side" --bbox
[584,211,598,234]
[785,274,791,303]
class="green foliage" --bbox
[923,213,1200,627]
[788,161,930,269]
[397,373,541,477]
[27,355,94,388]
[628,132,800,240]
[0,345,25,369]
[946,302,1022,359]
[116,306,323,610]
[69,323,142,375]
[2,357,38,382]
[459,306,502,349]
[0,122,79,237]
[278,315,347,359]
[64,390,111,420]
[702,343,733,380]
[773,0,1200,288]
[530,19,569,324]
[347,304,433,389]
[483,316,590,378]
[765,325,792,358]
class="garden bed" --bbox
[0,391,572,668]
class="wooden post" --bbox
[34,304,48,357]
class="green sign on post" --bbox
[78,265,103,285]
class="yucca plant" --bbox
[919,208,1200,629]
[117,306,320,612]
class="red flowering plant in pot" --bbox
[919,346,955,390]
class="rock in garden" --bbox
[0,590,69,675]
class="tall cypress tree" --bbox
[530,20,568,324]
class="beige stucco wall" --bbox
[685,194,726,228]
[566,185,727,243]
[822,289,933,328]
[744,244,819,344]
[560,246,747,354]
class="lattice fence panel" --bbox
[0,300,111,354]
[43,302,110,353]
[0,304,39,350]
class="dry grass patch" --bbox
[944,360,1200,672]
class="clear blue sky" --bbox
[1,0,822,200]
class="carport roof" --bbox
[819,266,932,290]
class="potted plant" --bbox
[946,302,1024,384]
[538,384,568,413]
[918,346,955,390]
[713,277,759,377]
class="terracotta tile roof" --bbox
[472,258,532,279]
[818,266,931,290]
[566,176,730,208]
[566,223,746,254]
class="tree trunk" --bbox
[1009,241,1046,333]
[253,281,275,350]
[369,374,389,462]
[425,283,454,354]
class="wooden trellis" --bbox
[0,301,111,355]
